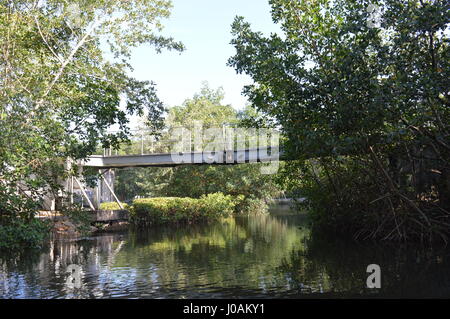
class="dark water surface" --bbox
[1,205,450,298]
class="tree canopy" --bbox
[0,1,182,230]
[229,0,450,241]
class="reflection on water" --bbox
[1,206,450,298]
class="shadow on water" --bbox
[1,205,450,298]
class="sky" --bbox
[128,0,280,111]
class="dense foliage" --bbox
[129,193,243,225]
[0,219,50,250]
[0,0,182,248]
[229,0,450,241]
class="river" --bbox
[1,205,450,298]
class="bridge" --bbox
[83,147,282,168]
[48,126,283,214]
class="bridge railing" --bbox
[97,124,281,157]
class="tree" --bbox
[166,83,237,128]
[228,0,449,241]
[0,0,183,248]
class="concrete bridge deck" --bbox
[83,147,281,168]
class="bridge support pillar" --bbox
[93,178,101,210]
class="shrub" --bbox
[62,208,97,236]
[99,202,129,210]
[234,197,269,215]
[0,219,50,250]
[129,192,240,225]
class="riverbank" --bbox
[48,193,246,237]
[51,217,129,237]
[0,193,266,249]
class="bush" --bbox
[129,192,241,225]
[99,202,129,210]
[0,219,50,250]
[234,197,268,214]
